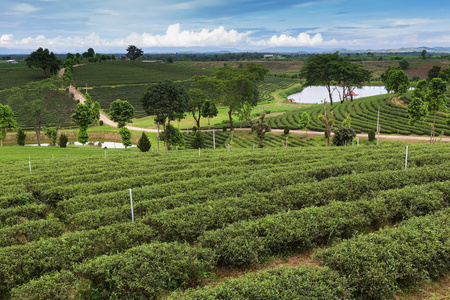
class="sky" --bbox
[1,0,450,53]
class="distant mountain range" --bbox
[2,46,450,56]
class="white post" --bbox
[357,138,359,147]
[198,147,201,157]
[377,106,380,146]
[129,189,134,223]
[29,160,31,173]
[405,146,408,170]
[52,154,54,160]
[157,122,160,152]
[213,129,216,150]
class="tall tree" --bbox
[298,111,310,134]
[194,63,268,130]
[333,58,371,103]
[407,78,448,142]
[109,99,135,128]
[109,99,135,149]
[25,47,61,78]
[140,80,189,151]
[6,76,73,146]
[126,45,143,60]
[0,104,17,146]
[300,52,340,105]
[188,88,207,128]
[71,102,93,146]
[381,67,410,99]
[201,99,218,129]
[427,66,441,81]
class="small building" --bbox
[7,60,18,64]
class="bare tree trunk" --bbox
[326,85,334,105]
[323,100,330,146]
[228,109,234,131]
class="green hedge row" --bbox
[315,207,450,299]
[0,222,155,295]
[168,266,351,300]
[143,164,450,244]
[11,242,216,300]
[0,218,65,247]
[198,181,449,267]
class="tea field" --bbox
[0,143,449,299]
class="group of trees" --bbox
[300,52,371,105]
[140,63,269,150]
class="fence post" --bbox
[405,145,408,170]
[129,189,134,223]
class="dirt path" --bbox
[68,84,158,133]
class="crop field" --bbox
[0,65,44,90]
[71,61,213,87]
[0,143,449,299]
[267,93,450,136]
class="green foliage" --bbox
[368,129,375,141]
[298,111,310,130]
[283,125,290,135]
[109,99,135,128]
[137,132,151,152]
[0,103,16,146]
[45,128,58,146]
[188,88,207,128]
[398,59,409,70]
[126,45,143,60]
[427,65,441,81]
[165,124,185,149]
[59,133,68,148]
[381,66,410,96]
[16,128,26,146]
[141,80,189,150]
[191,131,205,149]
[332,125,356,146]
[315,208,450,299]
[5,76,73,145]
[118,127,132,148]
[170,266,351,300]
[25,47,61,78]
[77,126,89,145]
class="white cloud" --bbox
[13,3,39,13]
[95,9,120,16]
[0,24,339,51]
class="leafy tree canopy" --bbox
[109,99,135,128]
[25,47,61,78]
[0,104,17,146]
[126,45,143,60]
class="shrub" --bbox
[222,126,227,132]
[191,131,205,149]
[368,129,376,141]
[16,128,26,146]
[59,133,68,148]
[137,132,151,152]
[332,125,356,146]
[283,125,290,135]
[118,127,132,149]
[99,120,103,126]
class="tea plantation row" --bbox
[0,144,449,299]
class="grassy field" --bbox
[0,144,449,299]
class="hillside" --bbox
[0,144,449,299]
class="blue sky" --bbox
[1,0,450,53]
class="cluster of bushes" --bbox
[315,207,450,299]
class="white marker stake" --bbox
[52,154,54,160]
[29,161,32,173]
[405,146,408,170]
[199,147,201,157]
[213,129,216,150]
[129,189,134,223]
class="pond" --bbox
[288,86,389,104]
